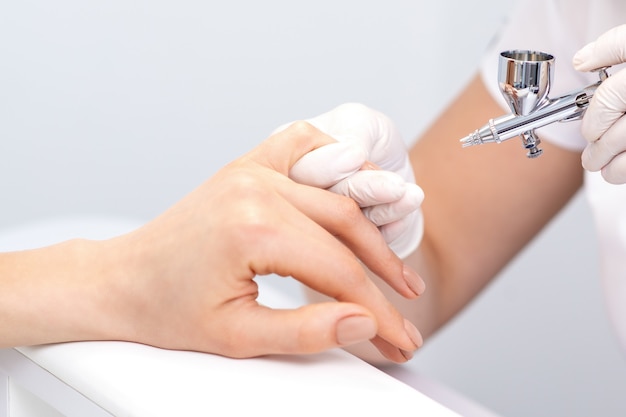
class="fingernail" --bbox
[404,318,423,349]
[400,349,414,361]
[336,316,377,346]
[403,265,425,296]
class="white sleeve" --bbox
[479,0,622,152]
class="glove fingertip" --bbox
[574,25,626,70]
[405,183,425,204]
[573,42,595,71]
[384,210,424,260]
[290,142,366,188]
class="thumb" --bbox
[233,303,378,357]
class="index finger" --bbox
[248,195,421,360]
[573,24,626,71]
[280,181,425,299]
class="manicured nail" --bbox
[404,319,423,349]
[336,316,377,346]
[403,265,425,296]
[400,349,414,361]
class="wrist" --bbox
[90,233,152,344]
[36,236,144,346]
[0,238,121,346]
[47,238,126,344]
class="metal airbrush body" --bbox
[460,50,610,158]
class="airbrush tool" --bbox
[460,49,610,158]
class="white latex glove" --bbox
[573,24,626,184]
[279,103,424,259]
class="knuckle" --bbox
[284,120,318,137]
[225,167,263,193]
[221,179,282,246]
[335,195,364,224]
[332,265,370,298]
[233,213,278,247]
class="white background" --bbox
[1,1,625,416]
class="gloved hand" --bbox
[281,103,424,259]
[573,24,626,184]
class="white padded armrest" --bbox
[15,340,460,416]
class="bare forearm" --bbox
[338,76,584,365]
[0,239,119,347]
[408,75,584,337]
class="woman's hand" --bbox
[0,121,423,363]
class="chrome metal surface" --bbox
[460,50,610,158]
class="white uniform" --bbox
[479,0,626,353]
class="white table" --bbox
[0,216,462,417]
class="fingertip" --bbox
[402,264,425,298]
[289,141,366,187]
[407,183,425,204]
[369,336,413,364]
[574,24,626,70]
[573,42,595,71]
[397,320,422,362]
[404,318,423,349]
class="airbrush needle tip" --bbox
[459,136,472,147]
[459,131,480,147]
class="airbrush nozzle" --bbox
[460,130,489,148]
[459,116,513,148]
[459,134,477,148]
